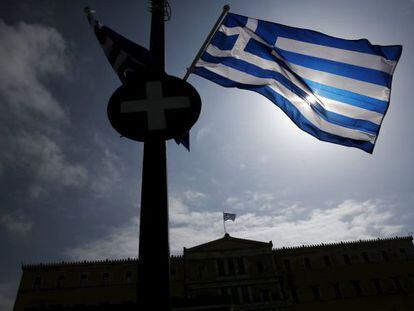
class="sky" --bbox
[0,0,414,309]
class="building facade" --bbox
[14,234,414,310]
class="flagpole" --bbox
[138,0,170,310]
[223,212,226,235]
[183,5,230,81]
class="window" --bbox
[400,248,408,259]
[331,283,342,299]
[392,277,404,292]
[351,280,363,296]
[324,255,332,267]
[33,276,42,290]
[343,254,351,265]
[310,285,321,300]
[283,259,291,271]
[256,261,264,274]
[125,271,132,283]
[80,273,88,287]
[102,272,110,285]
[231,287,240,304]
[228,260,235,275]
[57,275,65,289]
[237,258,245,274]
[372,278,383,294]
[241,286,249,303]
[304,257,311,269]
[290,288,299,303]
[382,250,390,262]
[217,259,225,276]
[197,264,205,279]
[362,252,370,263]
[261,289,270,302]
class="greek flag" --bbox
[193,13,402,153]
[84,7,190,150]
[223,212,236,222]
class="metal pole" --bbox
[138,0,170,310]
[183,5,230,81]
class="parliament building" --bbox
[14,234,414,310]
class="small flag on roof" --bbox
[189,10,402,153]
[223,212,236,222]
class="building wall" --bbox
[13,236,414,311]
[274,237,414,311]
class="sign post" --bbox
[104,1,201,309]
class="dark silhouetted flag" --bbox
[85,7,190,150]
[223,212,236,222]
[193,12,402,153]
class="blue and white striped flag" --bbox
[193,13,402,153]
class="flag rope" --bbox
[183,5,230,81]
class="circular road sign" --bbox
[107,75,201,141]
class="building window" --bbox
[372,278,383,294]
[304,257,311,269]
[400,248,408,259]
[256,261,264,274]
[125,271,132,283]
[392,277,404,292]
[261,289,270,302]
[310,285,321,300]
[33,276,42,290]
[284,259,291,271]
[80,273,88,287]
[241,286,249,303]
[197,264,205,279]
[290,288,299,303]
[231,287,240,304]
[217,259,225,276]
[237,258,245,274]
[382,250,390,262]
[362,252,370,263]
[102,272,110,285]
[331,283,342,299]
[343,254,351,265]
[351,280,363,296]
[324,255,332,267]
[228,260,235,275]
[57,275,65,289]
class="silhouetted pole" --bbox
[138,0,170,310]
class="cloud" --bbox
[65,197,405,260]
[0,18,89,192]
[91,148,123,198]
[195,127,210,144]
[0,213,32,235]
[66,218,140,260]
[0,280,17,311]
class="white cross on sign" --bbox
[120,81,191,130]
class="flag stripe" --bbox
[205,42,386,123]
[193,66,375,152]
[316,95,384,125]
[282,61,390,101]
[275,37,397,74]
[196,60,376,143]
[253,18,402,60]
[216,27,391,114]
[275,49,392,87]
[304,79,389,114]
[200,52,379,134]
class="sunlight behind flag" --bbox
[191,12,402,153]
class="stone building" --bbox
[14,234,414,310]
